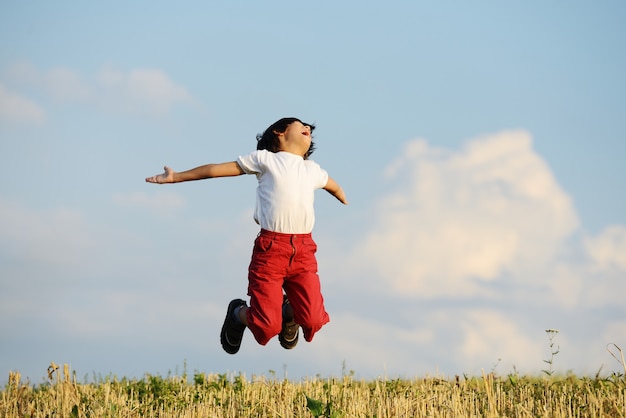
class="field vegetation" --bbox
[2,335,625,417]
[1,362,625,417]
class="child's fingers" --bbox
[145,173,163,183]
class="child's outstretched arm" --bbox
[145,162,245,184]
[324,176,348,205]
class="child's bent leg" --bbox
[245,233,289,345]
[284,236,330,342]
[284,272,330,342]
[246,282,283,345]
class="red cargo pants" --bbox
[245,229,330,346]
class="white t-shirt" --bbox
[237,150,329,234]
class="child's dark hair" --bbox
[256,117,316,159]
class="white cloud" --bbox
[578,240,626,309]
[319,131,626,377]
[97,67,194,115]
[300,313,437,377]
[457,310,543,373]
[2,62,195,118]
[5,62,91,103]
[0,83,46,124]
[44,67,92,102]
[351,131,580,298]
[584,225,626,272]
[544,264,585,309]
[304,308,561,377]
[128,69,191,103]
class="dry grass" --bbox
[1,363,625,417]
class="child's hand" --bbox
[145,166,175,184]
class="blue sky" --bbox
[1,1,625,383]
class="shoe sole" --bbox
[279,323,299,349]
[220,299,246,354]
[279,296,299,349]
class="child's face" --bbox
[279,121,312,156]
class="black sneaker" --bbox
[220,299,247,354]
[279,296,300,349]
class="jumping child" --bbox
[145,117,348,354]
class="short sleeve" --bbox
[237,150,262,175]
[308,160,329,190]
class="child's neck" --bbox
[278,147,306,158]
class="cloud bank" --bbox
[0,83,46,124]
[2,62,194,120]
[317,130,626,377]
[352,131,580,299]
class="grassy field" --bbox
[1,362,625,417]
